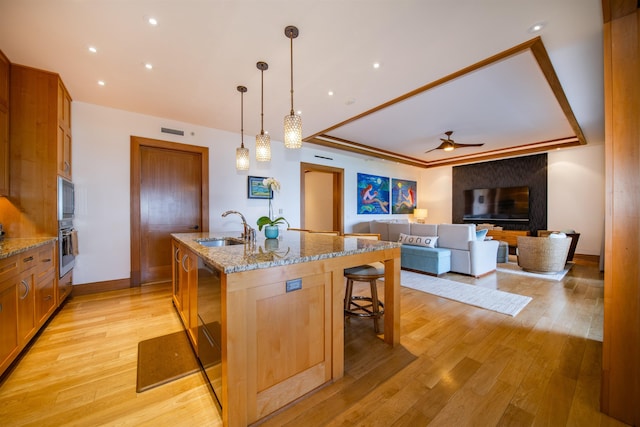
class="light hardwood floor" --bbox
[0,261,629,426]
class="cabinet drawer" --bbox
[0,255,19,284]
[19,250,37,272]
[36,243,55,277]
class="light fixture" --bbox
[255,61,271,161]
[236,85,250,171]
[413,208,428,223]
[443,141,454,152]
[283,25,302,149]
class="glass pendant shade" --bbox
[284,113,302,149]
[284,26,302,149]
[236,85,249,171]
[236,145,249,170]
[256,133,271,161]
[255,61,271,161]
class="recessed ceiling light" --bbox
[528,21,546,33]
[98,80,105,86]
[328,91,334,96]
[88,46,97,53]
[145,63,153,70]
[148,17,158,26]
[373,62,380,69]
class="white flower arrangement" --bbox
[262,177,281,192]
[257,177,289,231]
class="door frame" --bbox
[300,162,344,233]
[130,136,209,286]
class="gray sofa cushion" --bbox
[410,223,438,238]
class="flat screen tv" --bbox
[463,186,529,222]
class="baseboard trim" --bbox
[573,253,600,266]
[71,278,132,297]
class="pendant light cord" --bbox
[289,30,295,116]
[240,89,245,148]
[261,68,265,134]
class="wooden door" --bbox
[130,136,209,285]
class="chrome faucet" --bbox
[221,210,256,242]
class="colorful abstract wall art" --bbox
[357,173,390,214]
[391,178,417,214]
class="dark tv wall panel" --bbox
[452,153,547,233]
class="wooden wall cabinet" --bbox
[0,50,9,196]
[9,64,72,237]
[57,79,72,179]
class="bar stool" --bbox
[343,233,384,333]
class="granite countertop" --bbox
[172,230,401,274]
[0,237,58,260]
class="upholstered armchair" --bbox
[516,235,572,273]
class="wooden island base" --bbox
[172,232,401,427]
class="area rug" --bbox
[496,261,573,281]
[136,330,200,393]
[386,270,532,316]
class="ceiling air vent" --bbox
[161,127,184,136]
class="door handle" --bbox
[20,280,30,299]
[190,225,199,230]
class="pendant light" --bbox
[255,61,271,161]
[283,25,302,149]
[236,85,250,171]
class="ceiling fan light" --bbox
[443,142,454,152]
[284,113,302,149]
[256,133,271,161]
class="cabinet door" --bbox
[0,50,8,196]
[17,272,36,344]
[57,270,72,305]
[172,240,184,313]
[186,248,198,349]
[36,272,56,325]
[57,80,72,179]
[0,279,18,372]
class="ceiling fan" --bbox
[425,131,485,153]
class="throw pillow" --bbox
[548,232,567,239]
[398,233,438,248]
[476,228,489,241]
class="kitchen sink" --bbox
[196,237,244,247]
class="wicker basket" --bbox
[516,236,571,273]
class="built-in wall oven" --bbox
[58,176,76,277]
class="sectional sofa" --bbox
[367,220,500,277]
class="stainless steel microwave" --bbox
[57,176,75,220]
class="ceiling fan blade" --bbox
[453,142,484,148]
[425,141,447,153]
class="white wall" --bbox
[71,102,422,285]
[72,102,604,284]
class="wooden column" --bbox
[601,1,640,425]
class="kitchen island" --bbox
[171,230,401,427]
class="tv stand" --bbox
[486,229,530,250]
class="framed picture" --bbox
[391,178,417,214]
[357,173,390,214]
[248,176,272,199]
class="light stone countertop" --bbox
[0,237,57,260]
[172,230,401,274]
